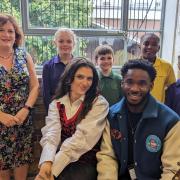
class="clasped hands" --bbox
[0,107,29,127]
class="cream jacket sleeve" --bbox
[52,95,109,177]
[161,121,180,180]
[97,121,118,180]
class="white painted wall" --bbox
[173,0,180,78]
[161,0,180,78]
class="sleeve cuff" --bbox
[39,143,57,166]
[52,152,70,177]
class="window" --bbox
[0,0,165,66]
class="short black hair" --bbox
[140,33,160,45]
[121,59,157,82]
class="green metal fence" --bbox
[0,0,164,65]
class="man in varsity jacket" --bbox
[97,59,180,180]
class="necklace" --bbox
[128,118,136,135]
[127,111,142,135]
[0,52,13,59]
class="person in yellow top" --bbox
[140,33,176,103]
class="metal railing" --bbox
[0,0,165,65]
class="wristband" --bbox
[24,104,33,111]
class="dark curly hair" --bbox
[140,33,160,45]
[54,57,99,121]
[121,59,157,82]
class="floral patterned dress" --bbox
[0,48,33,170]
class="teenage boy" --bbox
[140,33,176,103]
[95,45,123,106]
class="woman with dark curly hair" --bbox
[36,57,109,180]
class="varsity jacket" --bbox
[97,95,180,180]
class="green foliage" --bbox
[25,36,56,65]
[0,0,20,23]
[0,0,93,64]
[29,0,93,28]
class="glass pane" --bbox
[25,36,56,65]
[25,35,141,66]
[28,0,122,29]
[128,0,163,42]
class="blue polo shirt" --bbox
[42,55,66,112]
[165,79,180,116]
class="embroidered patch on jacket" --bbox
[110,128,123,140]
[146,135,161,152]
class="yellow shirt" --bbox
[151,57,176,103]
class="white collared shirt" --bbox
[39,94,109,177]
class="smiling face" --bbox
[54,31,75,56]
[96,53,114,74]
[122,68,153,112]
[0,21,16,49]
[140,34,160,63]
[70,66,93,102]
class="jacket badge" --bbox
[110,128,123,140]
[146,135,161,152]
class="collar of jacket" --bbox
[109,95,159,120]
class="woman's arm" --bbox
[36,100,61,180]
[25,53,40,107]
[15,53,39,123]
[39,100,61,165]
[0,110,19,127]
[52,95,109,177]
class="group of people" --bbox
[0,13,180,180]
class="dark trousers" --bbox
[54,161,97,180]
[118,169,132,180]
